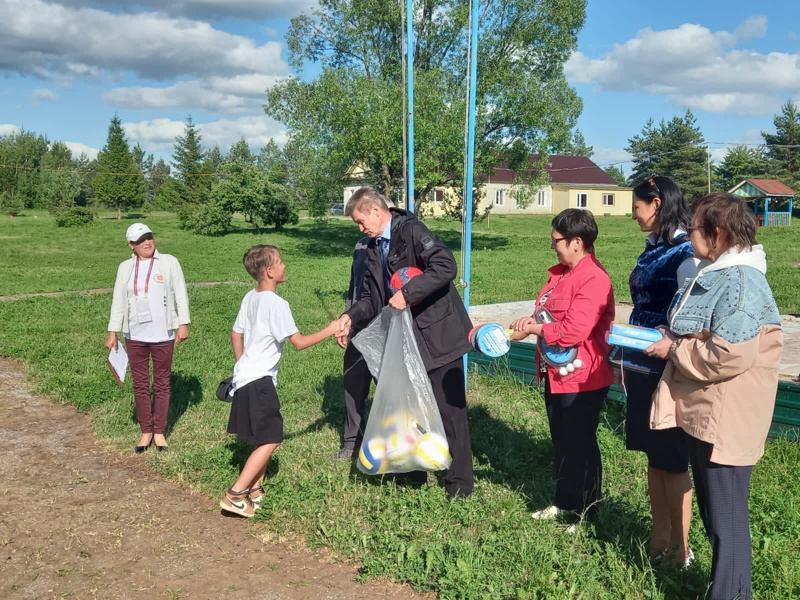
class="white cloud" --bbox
[53,0,314,20]
[122,116,287,154]
[103,74,283,115]
[63,141,100,161]
[31,88,57,102]
[565,17,800,116]
[0,124,22,137]
[0,0,290,84]
[733,15,768,42]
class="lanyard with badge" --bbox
[133,256,155,323]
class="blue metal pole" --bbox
[463,0,479,314]
[406,0,415,213]
[462,0,479,384]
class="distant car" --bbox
[330,203,345,215]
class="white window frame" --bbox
[576,193,588,209]
[495,188,505,206]
[537,190,546,207]
[603,193,615,207]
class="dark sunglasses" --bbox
[133,233,154,244]
[645,174,660,196]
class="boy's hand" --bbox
[336,334,348,349]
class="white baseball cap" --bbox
[126,223,153,243]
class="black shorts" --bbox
[624,370,689,473]
[227,376,284,446]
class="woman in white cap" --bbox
[106,223,190,452]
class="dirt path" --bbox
[0,358,428,600]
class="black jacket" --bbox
[346,208,473,371]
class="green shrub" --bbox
[178,200,232,236]
[53,206,95,227]
[0,191,25,216]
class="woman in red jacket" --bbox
[511,209,615,528]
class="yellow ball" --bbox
[381,411,416,435]
[358,438,388,475]
[385,429,420,466]
[413,432,451,471]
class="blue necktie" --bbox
[377,237,391,302]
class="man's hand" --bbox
[336,314,352,340]
[388,290,407,310]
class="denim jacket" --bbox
[651,245,783,466]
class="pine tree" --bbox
[762,101,800,188]
[716,145,770,191]
[172,116,208,205]
[93,116,145,219]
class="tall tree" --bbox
[563,130,594,157]
[716,145,770,191]
[762,101,800,188]
[93,116,145,219]
[603,165,626,186]
[266,0,585,209]
[626,110,708,201]
[0,131,49,208]
[172,116,208,205]
[227,138,255,166]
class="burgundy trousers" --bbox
[126,339,175,434]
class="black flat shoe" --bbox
[135,437,153,453]
[156,444,168,452]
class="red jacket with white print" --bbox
[536,254,615,394]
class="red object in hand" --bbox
[390,266,423,294]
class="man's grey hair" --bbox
[345,187,394,216]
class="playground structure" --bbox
[729,178,795,227]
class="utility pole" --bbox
[707,142,711,193]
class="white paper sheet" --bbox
[107,341,129,386]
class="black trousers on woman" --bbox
[544,380,608,517]
[689,436,754,600]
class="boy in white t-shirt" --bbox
[220,245,340,518]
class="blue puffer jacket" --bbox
[651,244,783,466]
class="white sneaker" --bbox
[682,548,695,569]
[565,523,579,535]
[531,505,570,520]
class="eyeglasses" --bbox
[133,233,154,244]
[645,174,660,195]
[550,236,567,245]
[686,226,702,234]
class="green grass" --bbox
[1,211,799,599]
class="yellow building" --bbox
[343,155,631,217]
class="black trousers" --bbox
[689,436,754,600]
[544,381,607,516]
[405,358,475,498]
[342,340,372,450]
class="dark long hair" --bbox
[632,175,692,244]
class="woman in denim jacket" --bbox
[646,192,783,600]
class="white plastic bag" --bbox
[351,307,452,475]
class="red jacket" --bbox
[536,254,615,394]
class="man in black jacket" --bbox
[335,187,474,499]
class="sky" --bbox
[1,0,798,177]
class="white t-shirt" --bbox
[231,289,299,392]
[125,258,175,343]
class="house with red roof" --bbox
[342,155,632,217]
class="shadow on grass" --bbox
[224,440,281,481]
[128,370,203,437]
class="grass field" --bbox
[1,211,799,599]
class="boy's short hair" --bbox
[345,187,394,216]
[243,245,280,281]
